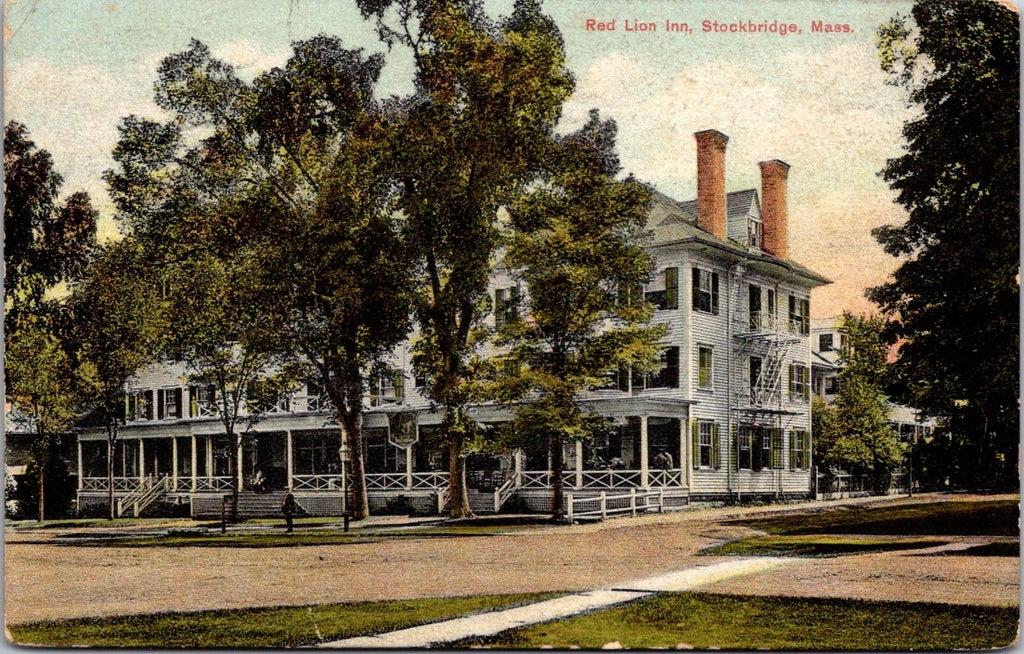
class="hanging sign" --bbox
[387,410,419,448]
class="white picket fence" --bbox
[565,487,690,521]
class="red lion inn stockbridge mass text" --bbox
[583,19,853,36]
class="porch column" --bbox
[405,446,414,490]
[77,440,84,490]
[574,440,584,490]
[514,449,523,487]
[237,441,244,488]
[286,430,294,490]
[139,439,146,480]
[680,417,690,488]
[190,435,197,491]
[171,437,179,490]
[640,415,649,489]
[205,438,213,481]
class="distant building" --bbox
[810,317,937,443]
[74,129,829,517]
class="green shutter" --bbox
[801,299,810,335]
[712,423,720,469]
[711,273,720,314]
[394,371,405,400]
[665,267,679,309]
[509,286,521,322]
[691,267,700,310]
[731,425,738,471]
[787,364,794,400]
[789,430,796,471]
[803,366,811,401]
[691,420,699,469]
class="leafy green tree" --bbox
[359,0,575,517]
[5,314,89,520]
[3,122,96,327]
[4,122,97,520]
[104,36,410,518]
[70,239,163,519]
[494,110,661,519]
[872,0,1018,490]
[813,314,903,492]
[160,252,303,521]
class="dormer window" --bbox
[748,217,763,249]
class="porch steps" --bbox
[467,489,499,515]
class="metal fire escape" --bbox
[733,308,800,418]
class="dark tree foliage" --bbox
[3,122,97,328]
[871,0,1019,490]
[104,35,410,518]
[495,110,661,519]
[361,0,575,517]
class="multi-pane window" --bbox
[697,346,714,389]
[748,217,763,249]
[692,267,719,314]
[642,347,680,389]
[494,286,520,329]
[790,430,810,470]
[157,388,183,420]
[748,356,762,403]
[646,267,679,310]
[126,390,154,421]
[789,364,810,401]
[788,295,810,335]
[819,333,834,351]
[694,421,718,469]
[824,375,839,394]
[737,427,753,470]
[371,371,405,406]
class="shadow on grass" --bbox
[8,592,563,648]
[700,535,949,557]
[729,499,1019,537]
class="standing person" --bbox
[282,492,297,533]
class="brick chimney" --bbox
[694,129,729,239]
[759,159,790,259]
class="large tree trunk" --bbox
[38,468,45,522]
[549,431,564,521]
[226,433,239,522]
[341,402,369,520]
[447,433,472,518]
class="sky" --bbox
[4,0,922,318]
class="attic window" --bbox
[748,217,763,249]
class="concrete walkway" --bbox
[319,557,805,649]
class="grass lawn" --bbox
[732,499,1019,536]
[703,535,948,557]
[466,592,1020,650]
[8,592,560,648]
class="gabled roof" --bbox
[645,188,830,287]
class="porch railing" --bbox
[292,474,345,491]
[193,476,234,492]
[80,477,144,492]
[494,476,517,513]
[116,475,171,517]
[521,468,683,490]
[364,471,449,491]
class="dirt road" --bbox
[4,494,1018,624]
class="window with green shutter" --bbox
[664,267,679,309]
[698,346,713,389]
[692,267,719,314]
